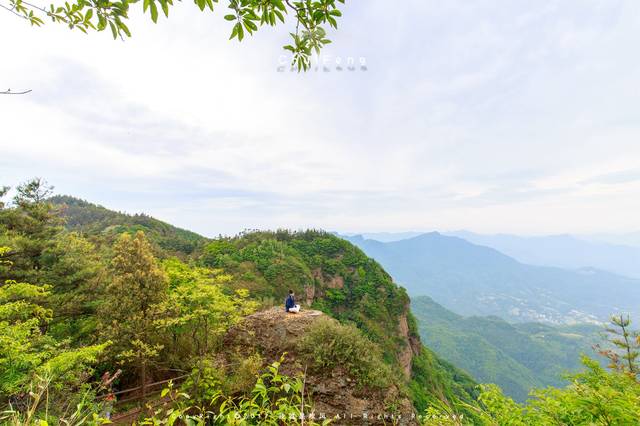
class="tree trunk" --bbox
[141,359,147,401]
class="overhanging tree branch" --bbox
[0,1,26,19]
[1,88,33,95]
[0,0,345,71]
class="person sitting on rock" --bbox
[285,289,300,313]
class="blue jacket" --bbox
[285,294,295,312]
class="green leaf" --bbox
[97,14,106,30]
[119,21,131,37]
[229,22,239,40]
[244,19,257,32]
[161,0,169,17]
[149,1,158,23]
[238,22,244,40]
[224,14,236,21]
[109,21,117,38]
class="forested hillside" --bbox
[411,296,601,402]
[0,180,478,424]
[3,179,640,425]
[50,195,208,256]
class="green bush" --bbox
[182,353,264,406]
[224,353,264,395]
[211,356,327,426]
[297,318,392,389]
[182,359,224,405]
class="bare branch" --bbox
[1,88,33,95]
[0,2,27,19]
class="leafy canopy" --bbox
[3,0,345,70]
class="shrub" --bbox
[182,359,224,406]
[224,353,264,395]
[211,357,322,425]
[297,318,392,388]
[183,353,264,405]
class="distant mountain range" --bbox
[583,232,640,248]
[411,295,601,402]
[341,232,424,243]
[445,231,640,279]
[344,233,640,325]
[344,230,640,278]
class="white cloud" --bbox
[1,0,640,236]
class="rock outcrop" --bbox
[306,268,420,381]
[221,308,418,425]
[397,310,422,378]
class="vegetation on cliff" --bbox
[1,180,476,424]
[3,179,640,426]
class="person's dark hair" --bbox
[289,289,294,294]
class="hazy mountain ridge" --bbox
[344,233,640,325]
[344,230,640,278]
[584,231,640,248]
[446,231,640,279]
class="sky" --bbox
[2,0,640,237]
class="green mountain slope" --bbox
[44,197,481,417]
[198,230,479,414]
[412,295,601,401]
[50,195,208,256]
[345,233,640,324]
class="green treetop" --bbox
[99,231,168,392]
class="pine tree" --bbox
[1,179,104,342]
[42,232,106,342]
[100,231,168,392]
[596,314,640,379]
[0,178,63,284]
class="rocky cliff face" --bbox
[221,308,419,425]
[397,311,421,378]
[306,268,421,381]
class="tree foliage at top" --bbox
[2,0,345,70]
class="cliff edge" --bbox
[221,308,419,425]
